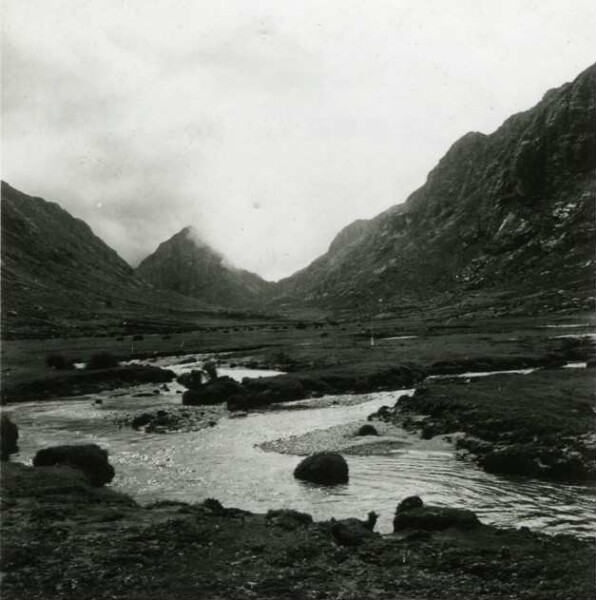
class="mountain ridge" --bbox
[2,64,594,333]
[0,182,217,338]
[269,63,595,317]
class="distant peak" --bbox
[179,225,198,238]
[172,225,206,248]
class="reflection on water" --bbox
[5,366,595,538]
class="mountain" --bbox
[0,182,212,338]
[3,66,593,334]
[271,64,596,318]
[136,227,271,308]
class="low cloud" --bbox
[3,0,595,280]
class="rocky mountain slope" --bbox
[3,65,593,334]
[0,183,213,338]
[136,227,271,308]
[271,64,596,318]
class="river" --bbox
[4,356,595,538]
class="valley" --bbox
[1,63,595,600]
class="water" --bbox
[4,360,595,538]
[428,368,536,380]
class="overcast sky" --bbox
[2,1,595,280]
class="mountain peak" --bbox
[171,225,205,248]
[136,228,270,307]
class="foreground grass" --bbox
[1,462,594,600]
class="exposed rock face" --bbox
[272,65,596,316]
[136,226,271,308]
[0,416,19,460]
[32,444,115,487]
[0,183,207,338]
[293,451,349,485]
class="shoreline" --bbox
[2,461,594,600]
[369,368,596,484]
[258,418,452,457]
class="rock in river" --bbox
[356,424,378,436]
[393,496,481,532]
[33,444,115,487]
[294,451,349,485]
[182,376,243,406]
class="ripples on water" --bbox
[5,365,595,539]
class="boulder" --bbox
[1,416,19,461]
[33,444,115,487]
[356,424,378,436]
[182,376,243,406]
[131,412,155,430]
[177,369,205,390]
[368,405,391,421]
[242,375,306,402]
[396,495,424,513]
[294,452,349,485]
[479,445,539,477]
[393,496,481,532]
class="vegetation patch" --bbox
[1,463,593,600]
[370,368,596,482]
[2,365,176,403]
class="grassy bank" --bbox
[371,368,596,482]
[1,364,176,404]
[1,462,594,600]
[2,314,593,403]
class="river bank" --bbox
[1,364,176,404]
[368,368,596,483]
[2,321,594,598]
[2,461,594,600]
[3,315,593,403]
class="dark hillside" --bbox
[272,64,596,318]
[0,183,216,338]
[136,226,272,308]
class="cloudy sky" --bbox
[2,0,594,280]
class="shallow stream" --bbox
[5,357,595,537]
